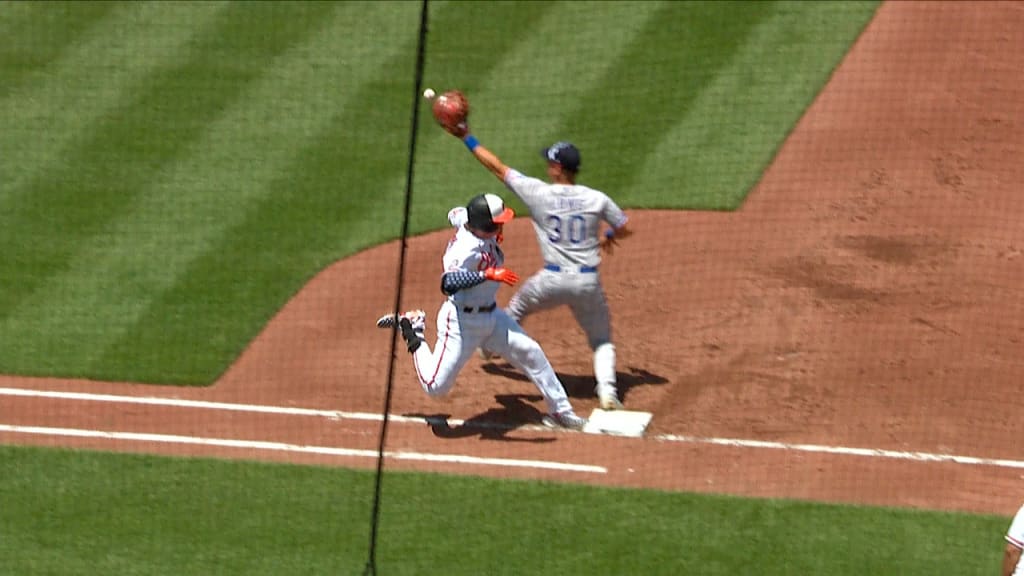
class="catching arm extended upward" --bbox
[444,122,509,183]
[466,137,509,183]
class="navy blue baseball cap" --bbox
[541,141,581,172]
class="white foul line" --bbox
[0,386,541,432]
[0,387,413,422]
[0,424,606,474]
[654,434,1024,470]
[4,387,1024,472]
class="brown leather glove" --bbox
[432,90,469,137]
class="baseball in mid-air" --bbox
[423,88,436,99]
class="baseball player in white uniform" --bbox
[442,122,632,411]
[1004,503,1024,575]
[376,193,586,431]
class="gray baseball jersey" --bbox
[499,168,625,401]
[503,169,627,269]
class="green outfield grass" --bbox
[0,445,1007,576]
[0,0,878,384]
[5,2,1002,575]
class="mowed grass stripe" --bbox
[555,1,778,208]
[90,5,427,384]
[0,2,229,203]
[410,0,559,230]
[413,1,664,224]
[0,445,1008,575]
[0,445,374,575]
[0,0,118,98]
[0,0,37,23]
[632,1,880,210]
[87,2,553,383]
[0,3,338,324]
[0,3,417,379]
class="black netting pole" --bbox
[362,0,429,574]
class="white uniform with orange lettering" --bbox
[1006,504,1024,575]
[409,207,575,417]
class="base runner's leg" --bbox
[486,311,574,416]
[479,271,546,360]
[479,272,545,361]
[411,301,480,397]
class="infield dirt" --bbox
[2,1,1022,515]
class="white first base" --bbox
[583,409,653,438]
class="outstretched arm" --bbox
[444,123,509,182]
[465,137,510,182]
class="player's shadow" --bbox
[480,363,668,403]
[404,394,556,443]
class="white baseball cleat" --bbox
[541,411,587,431]
[376,310,426,332]
[597,384,623,411]
[599,394,624,411]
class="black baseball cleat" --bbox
[399,317,425,353]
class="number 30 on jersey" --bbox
[546,214,588,245]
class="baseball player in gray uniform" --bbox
[443,122,633,411]
[376,193,587,431]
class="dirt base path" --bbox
[2,1,1022,515]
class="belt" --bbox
[462,302,497,313]
[544,263,598,273]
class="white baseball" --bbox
[423,88,436,99]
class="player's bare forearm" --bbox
[1004,543,1022,576]
[470,143,509,182]
[456,130,508,181]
